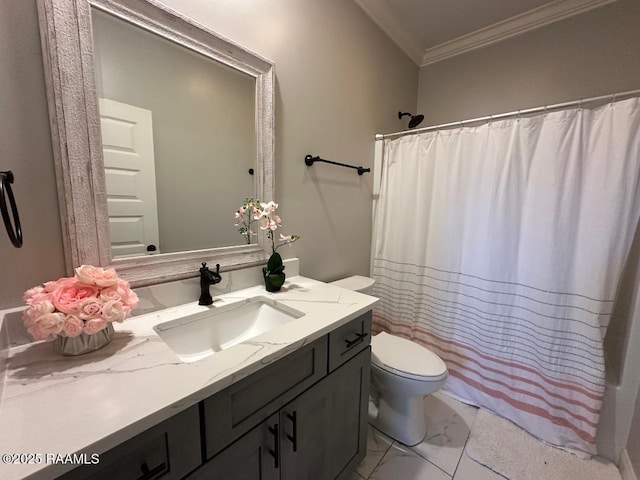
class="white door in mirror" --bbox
[100,98,160,257]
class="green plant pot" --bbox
[263,268,285,292]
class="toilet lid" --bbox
[329,276,375,292]
[371,332,447,380]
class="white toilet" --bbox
[330,275,449,446]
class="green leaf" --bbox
[266,252,285,275]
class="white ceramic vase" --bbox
[53,323,114,356]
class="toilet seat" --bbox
[371,332,447,382]
[329,276,375,293]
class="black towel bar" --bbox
[304,154,370,176]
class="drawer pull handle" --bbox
[345,332,368,349]
[286,411,298,452]
[268,423,280,469]
[138,461,166,480]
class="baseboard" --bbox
[620,449,638,480]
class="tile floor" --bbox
[351,391,507,480]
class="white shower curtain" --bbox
[372,97,640,455]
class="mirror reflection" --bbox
[91,10,256,258]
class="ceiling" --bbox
[354,0,617,66]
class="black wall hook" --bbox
[304,154,370,176]
[0,170,23,248]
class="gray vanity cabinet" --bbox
[57,312,372,480]
[190,347,370,480]
[280,348,370,480]
[202,337,330,459]
[193,312,372,480]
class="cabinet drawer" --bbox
[328,311,372,372]
[59,405,201,480]
[203,336,328,459]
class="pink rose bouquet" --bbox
[23,265,138,341]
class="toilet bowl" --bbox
[330,276,449,446]
[370,332,448,445]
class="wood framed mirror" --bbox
[37,0,275,286]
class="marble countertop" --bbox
[0,276,378,480]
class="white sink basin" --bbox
[152,297,304,363]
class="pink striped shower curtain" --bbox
[372,98,640,455]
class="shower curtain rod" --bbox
[376,88,640,140]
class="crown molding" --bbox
[355,0,617,67]
[353,0,424,64]
[420,0,617,66]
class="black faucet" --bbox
[199,262,222,305]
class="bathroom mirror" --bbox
[37,0,275,285]
[92,9,258,256]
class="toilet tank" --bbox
[329,275,375,295]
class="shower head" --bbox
[398,111,424,129]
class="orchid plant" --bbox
[234,197,262,244]
[234,198,300,289]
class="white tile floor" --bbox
[351,391,507,480]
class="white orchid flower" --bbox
[260,201,278,214]
[260,217,279,231]
[236,198,297,251]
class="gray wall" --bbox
[156,0,418,282]
[417,0,640,125]
[0,0,66,307]
[0,0,417,307]
[92,10,255,252]
[417,0,640,464]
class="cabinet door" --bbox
[280,347,370,480]
[187,413,279,480]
